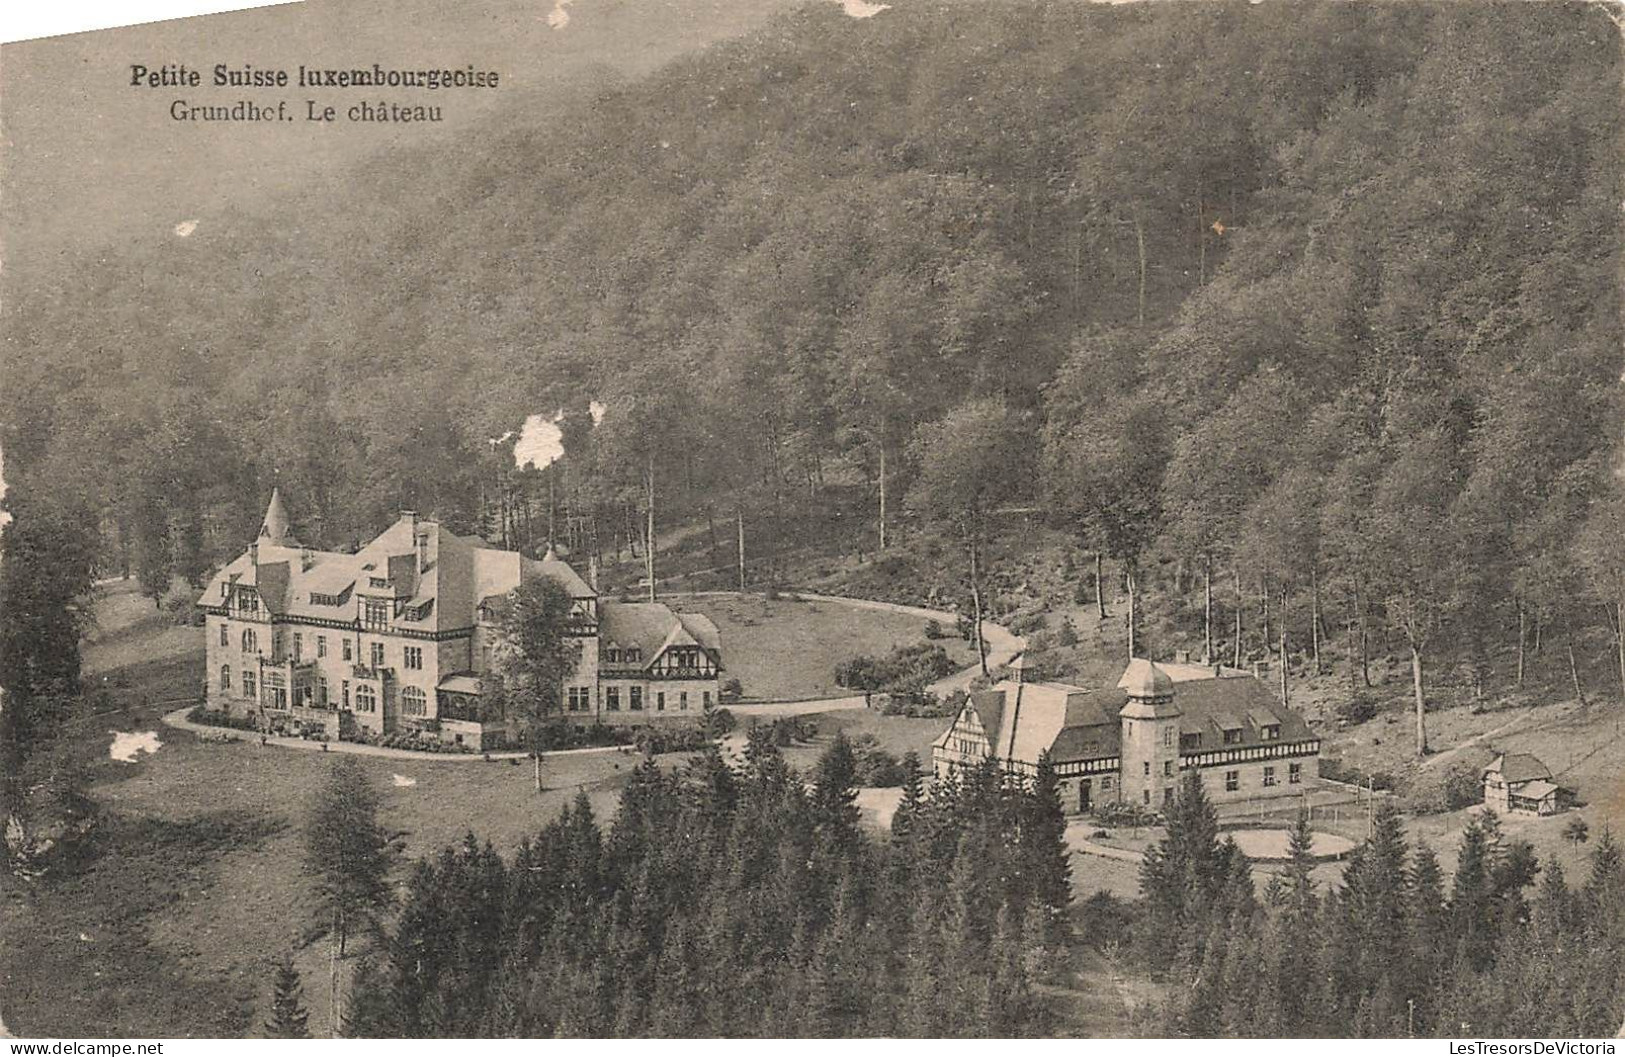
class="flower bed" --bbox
[186,705,259,733]
[345,729,472,754]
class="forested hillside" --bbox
[5,2,1622,730]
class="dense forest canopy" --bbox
[4,1,1622,700]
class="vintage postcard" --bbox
[2,0,1623,1043]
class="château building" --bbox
[197,490,722,750]
[931,658,1321,814]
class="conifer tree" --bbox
[1023,751,1073,943]
[264,956,311,1039]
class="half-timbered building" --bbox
[931,658,1321,814]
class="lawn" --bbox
[3,726,683,1038]
[665,592,972,703]
[83,579,200,677]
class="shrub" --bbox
[1096,801,1158,827]
[1078,891,1138,951]
[162,584,198,626]
[1440,767,1483,811]
[829,733,908,787]
[1056,616,1080,648]
[758,717,814,747]
[836,641,957,699]
[187,705,259,733]
[720,677,744,701]
[1337,692,1380,725]
[634,725,710,755]
[1564,816,1590,845]
[923,619,947,640]
[1008,611,1049,636]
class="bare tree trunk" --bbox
[1233,566,1244,668]
[1126,560,1138,660]
[533,747,543,794]
[1516,601,1527,687]
[877,440,887,551]
[1565,610,1587,707]
[737,509,747,592]
[1411,641,1428,756]
[1615,600,1625,703]
[1346,610,1358,693]
[1095,552,1107,620]
[645,456,656,603]
[1204,556,1214,663]
[1310,567,1323,676]
[969,536,988,676]
[1354,574,1370,688]
[1279,587,1289,707]
[1260,580,1271,659]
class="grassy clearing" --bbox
[667,592,972,702]
[5,727,684,1038]
[1,811,283,1038]
[83,580,199,677]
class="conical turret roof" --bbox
[259,488,296,545]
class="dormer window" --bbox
[1222,727,1244,746]
[1261,724,1281,741]
[626,646,642,663]
[607,647,622,664]
[1180,733,1202,751]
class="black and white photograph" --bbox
[1,0,1623,1042]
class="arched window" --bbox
[401,686,427,717]
[355,685,377,713]
[219,664,231,691]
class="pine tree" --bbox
[264,956,311,1038]
[811,731,861,848]
[303,755,397,958]
[891,751,925,850]
[1138,768,1224,970]
[1023,751,1073,944]
[1406,843,1448,1032]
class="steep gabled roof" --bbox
[1485,752,1551,785]
[956,667,1315,769]
[964,689,1005,741]
[200,500,617,639]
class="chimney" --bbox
[417,531,429,575]
[301,547,314,572]
[250,542,259,567]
